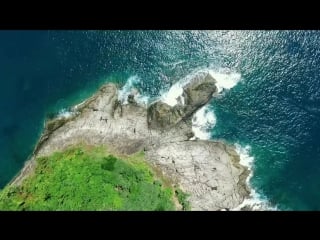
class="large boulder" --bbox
[147,73,217,130]
[147,102,185,129]
[182,73,217,112]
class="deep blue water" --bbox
[1,30,320,210]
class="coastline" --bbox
[9,74,252,210]
[9,86,105,187]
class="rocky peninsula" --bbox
[10,73,250,210]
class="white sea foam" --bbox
[232,144,278,211]
[208,70,242,94]
[73,100,86,111]
[190,68,242,139]
[118,75,149,106]
[160,68,242,139]
[235,144,255,169]
[161,68,242,107]
[160,73,195,106]
[116,69,241,141]
[57,108,75,119]
[190,105,216,140]
[160,81,185,106]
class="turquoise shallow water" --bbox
[1,30,320,210]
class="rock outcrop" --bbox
[182,73,218,115]
[147,102,186,130]
[147,72,218,131]
[10,73,250,210]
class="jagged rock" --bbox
[147,73,218,130]
[185,130,194,139]
[46,118,69,132]
[127,94,136,104]
[183,73,218,114]
[112,99,123,118]
[147,102,185,129]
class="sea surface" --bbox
[1,30,320,210]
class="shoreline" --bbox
[9,85,104,187]
[9,74,252,210]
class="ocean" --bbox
[1,30,320,210]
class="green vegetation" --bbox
[0,146,189,211]
[175,189,191,211]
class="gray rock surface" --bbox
[10,73,250,210]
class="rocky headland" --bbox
[10,73,250,210]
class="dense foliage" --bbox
[0,146,188,210]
